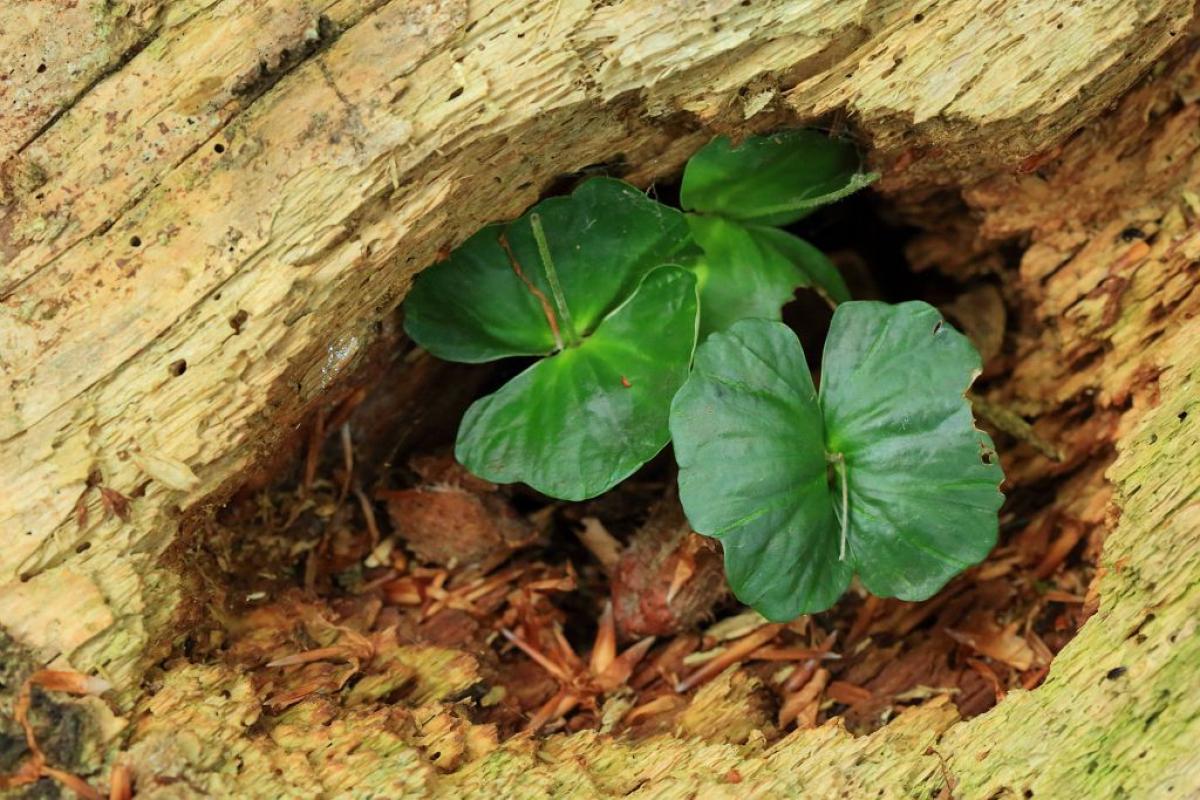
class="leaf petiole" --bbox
[827,451,849,561]
[530,213,580,347]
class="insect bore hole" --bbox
[214,143,226,154]
[168,359,188,377]
[130,235,142,247]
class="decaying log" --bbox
[2,0,1199,796]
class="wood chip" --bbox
[826,680,873,706]
[946,621,1036,671]
[675,623,783,693]
[778,667,829,728]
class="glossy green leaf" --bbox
[687,214,850,336]
[819,301,1005,601]
[670,319,852,619]
[670,303,1004,620]
[458,266,699,501]
[404,178,692,363]
[680,130,877,227]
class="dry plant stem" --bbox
[499,231,564,350]
[353,486,381,547]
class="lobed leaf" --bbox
[458,265,699,501]
[404,178,692,363]
[670,303,1004,620]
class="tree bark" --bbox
[2,0,1198,796]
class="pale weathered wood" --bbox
[1,0,1198,797]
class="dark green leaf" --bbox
[819,301,1005,601]
[458,266,699,501]
[670,303,1004,620]
[680,131,877,226]
[402,224,559,362]
[404,178,691,362]
[670,319,852,620]
[687,214,850,336]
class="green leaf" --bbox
[458,265,699,501]
[680,130,877,227]
[819,301,1005,601]
[404,178,691,363]
[401,224,559,362]
[670,303,1004,620]
[687,214,850,336]
[670,319,852,620]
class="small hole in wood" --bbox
[130,235,142,247]
[169,359,188,377]
[37,63,46,73]
[230,309,249,333]
[76,541,91,553]
[214,143,226,153]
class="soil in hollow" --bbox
[176,184,1109,748]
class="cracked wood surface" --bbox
[1,0,1198,796]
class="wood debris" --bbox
[0,670,112,799]
[612,496,726,638]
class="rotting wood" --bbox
[2,0,1200,797]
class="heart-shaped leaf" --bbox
[670,303,1004,620]
[687,214,850,337]
[680,131,877,227]
[404,178,692,363]
[458,265,699,501]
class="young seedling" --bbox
[680,130,877,334]
[403,178,699,501]
[669,302,1005,621]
